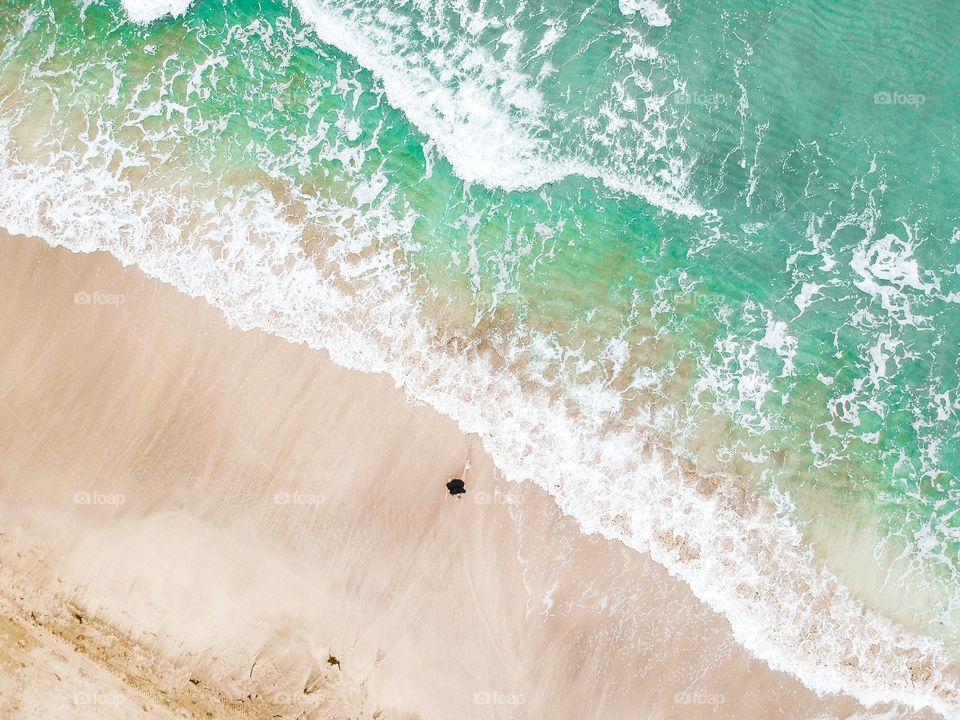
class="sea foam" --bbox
[121,0,193,24]
[277,0,702,216]
[117,0,701,216]
[619,0,673,27]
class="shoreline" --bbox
[0,56,956,710]
[0,85,956,708]
[0,231,880,719]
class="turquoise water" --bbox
[1,0,960,712]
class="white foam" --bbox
[0,123,957,719]
[851,232,938,322]
[285,0,701,217]
[619,0,672,27]
[793,281,823,314]
[121,0,193,24]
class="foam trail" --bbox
[619,0,672,27]
[116,0,702,216]
[208,0,702,217]
[121,0,193,24]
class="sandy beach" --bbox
[0,230,912,719]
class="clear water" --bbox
[1,0,960,714]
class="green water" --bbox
[1,0,960,708]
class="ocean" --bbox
[0,0,958,714]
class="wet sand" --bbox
[0,231,907,719]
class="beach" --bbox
[0,230,890,719]
[2,0,960,716]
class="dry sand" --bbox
[0,231,911,718]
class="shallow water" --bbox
[1,0,959,714]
